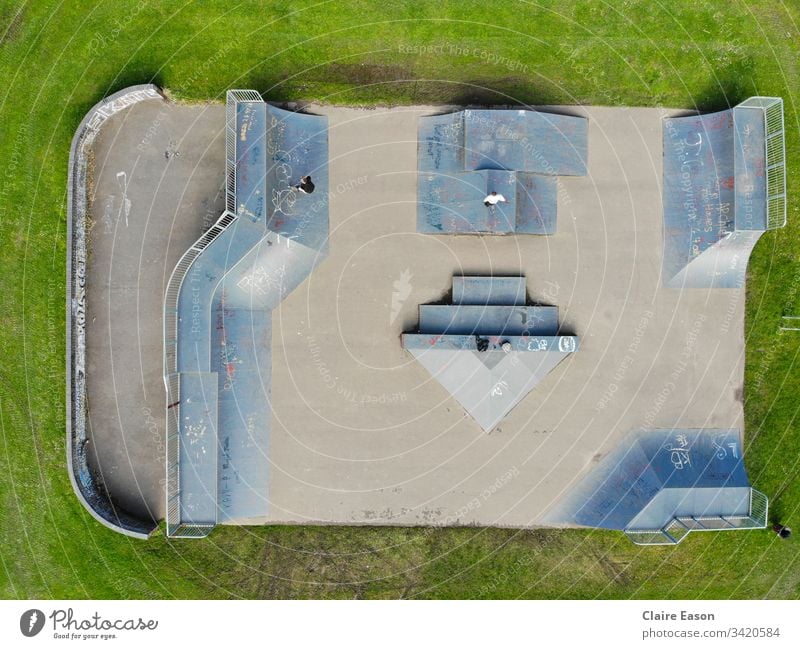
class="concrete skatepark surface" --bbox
[86,97,745,528]
[86,99,225,521]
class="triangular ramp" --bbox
[404,335,576,431]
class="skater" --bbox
[483,190,506,207]
[294,175,315,194]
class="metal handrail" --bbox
[625,488,769,545]
[737,97,786,230]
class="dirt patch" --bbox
[0,7,24,46]
[592,550,632,586]
[322,62,415,85]
[521,528,564,548]
[408,77,554,105]
[218,528,427,599]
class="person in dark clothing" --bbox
[294,175,315,194]
[773,523,792,539]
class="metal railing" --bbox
[749,488,769,524]
[780,315,800,332]
[738,97,786,230]
[225,90,263,213]
[625,488,769,545]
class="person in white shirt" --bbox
[483,191,507,206]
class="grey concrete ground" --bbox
[86,97,225,521]
[86,100,745,527]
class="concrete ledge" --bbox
[66,84,161,539]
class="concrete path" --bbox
[85,100,745,527]
[86,98,225,521]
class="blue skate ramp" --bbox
[418,169,557,234]
[418,305,559,336]
[662,110,735,286]
[516,173,558,234]
[453,276,526,305]
[266,105,330,251]
[417,170,515,234]
[544,429,753,531]
[233,101,268,223]
[733,105,767,231]
[418,109,586,235]
[662,98,785,288]
[166,91,329,537]
[462,109,588,175]
[418,111,463,174]
[211,306,271,523]
[403,276,578,431]
[177,372,218,526]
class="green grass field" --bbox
[1,0,799,599]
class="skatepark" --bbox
[67,87,784,543]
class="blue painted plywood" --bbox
[170,91,330,533]
[733,106,767,230]
[417,109,587,235]
[463,109,588,175]
[662,110,735,285]
[544,429,754,531]
[418,305,559,336]
[452,276,526,306]
[178,372,218,525]
[402,276,577,431]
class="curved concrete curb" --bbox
[66,85,162,539]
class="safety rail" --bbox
[225,90,263,213]
[625,488,768,546]
[749,488,769,525]
[624,529,674,546]
[780,315,800,332]
[225,95,237,213]
[664,519,691,543]
[737,97,786,230]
